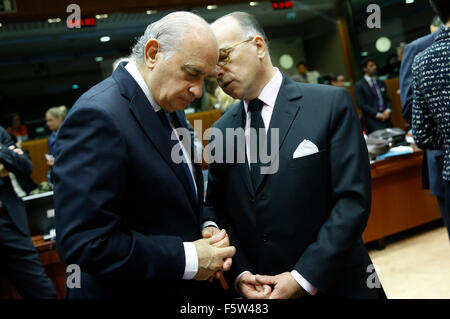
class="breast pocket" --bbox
[289,149,327,170]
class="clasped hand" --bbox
[238,272,308,299]
[193,227,235,281]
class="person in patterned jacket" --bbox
[412,0,450,239]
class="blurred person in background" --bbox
[45,106,67,168]
[0,125,57,299]
[355,57,393,133]
[6,113,28,144]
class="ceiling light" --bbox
[95,57,104,62]
[100,36,111,42]
[95,14,108,19]
[72,84,79,90]
[0,23,2,28]
[249,2,259,6]
[146,10,157,14]
[405,0,414,4]
[48,18,61,23]
[207,5,218,10]
[361,52,369,57]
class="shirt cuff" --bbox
[202,221,219,229]
[291,270,318,296]
[234,270,252,294]
[182,242,198,280]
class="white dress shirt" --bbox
[124,61,218,280]
[236,68,317,296]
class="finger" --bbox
[211,236,229,248]
[222,257,232,271]
[8,145,15,150]
[217,245,236,258]
[256,274,276,286]
[202,229,213,239]
[240,274,257,285]
[208,229,226,244]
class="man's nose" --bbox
[214,65,224,79]
[189,83,203,99]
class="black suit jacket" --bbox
[354,78,392,133]
[205,75,383,298]
[53,63,219,299]
[0,126,33,236]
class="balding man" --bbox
[205,12,385,299]
[54,12,235,299]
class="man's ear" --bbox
[144,39,160,69]
[254,36,267,60]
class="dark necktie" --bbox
[371,78,385,112]
[156,110,197,201]
[248,98,266,189]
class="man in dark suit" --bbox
[205,12,385,299]
[400,16,446,235]
[0,125,57,298]
[355,57,393,133]
[412,0,450,239]
[53,12,235,299]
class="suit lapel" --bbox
[113,64,198,211]
[253,74,302,192]
[172,111,204,208]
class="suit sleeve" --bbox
[0,127,32,177]
[399,44,415,123]
[294,88,372,292]
[411,61,443,150]
[53,104,186,281]
[354,83,378,119]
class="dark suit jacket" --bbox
[0,126,33,236]
[354,78,392,133]
[205,75,384,298]
[400,30,439,124]
[53,63,219,299]
[399,29,444,197]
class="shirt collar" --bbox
[124,60,162,113]
[364,74,376,85]
[244,67,283,112]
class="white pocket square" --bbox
[293,139,319,159]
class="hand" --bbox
[256,272,308,299]
[382,110,391,120]
[237,272,271,299]
[193,229,236,281]
[8,145,24,155]
[202,226,231,281]
[47,157,55,166]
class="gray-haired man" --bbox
[54,11,235,299]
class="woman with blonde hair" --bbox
[45,105,67,167]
